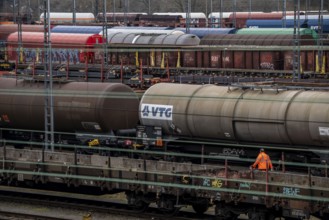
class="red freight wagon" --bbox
[198,34,315,72]
[6,32,103,64]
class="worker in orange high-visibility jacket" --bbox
[251,148,273,171]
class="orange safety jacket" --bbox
[252,152,273,170]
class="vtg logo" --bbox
[141,104,173,120]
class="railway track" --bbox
[0,211,69,220]
[0,186,219,220]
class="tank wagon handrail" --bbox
[230,81,329,90]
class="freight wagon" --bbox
[39,12,95,24]
[153,12,208,27]
[0,78,329,220]
[6,32,103,64]
[0,77,329,163]
[0,12,34,24]
[208,11,304,28]
[96,12,147,25]
[199,34,320,72]
[95,32,329,76]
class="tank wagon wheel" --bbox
[215,203,239,220]
[131,199,149,212]
[157,196,180,216]
[191,198,209,214]
[126,191,150,212]
[247,210,276,220]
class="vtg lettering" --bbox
[141,104,173,120]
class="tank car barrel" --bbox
[0,78,139,133]
[140,83,329,147]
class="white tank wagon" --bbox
[140,83,329,148]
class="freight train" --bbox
[2,27,329,80]
[1,77,329,219]
[96,13,185,27]
[2,29,329,75]
[101,30,329,78]
[0,77,328,165]
[38,12,203,27]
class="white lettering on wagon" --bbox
[141,104,173,120]
[319,127,329,136]
[283,187,300,196]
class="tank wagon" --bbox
[208,11,304,28]
[1,79,329,219]
[0,78,139,146]
[227,11,300,28]
[1,78,329,162]
[39,12,95,24]
[284,15,329,34]
[140,83,329,151]
[236,27,319,39]
[246,16,329,36]
[246,19,300,28]
[51,25,104,34]
[0,25,48,42]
